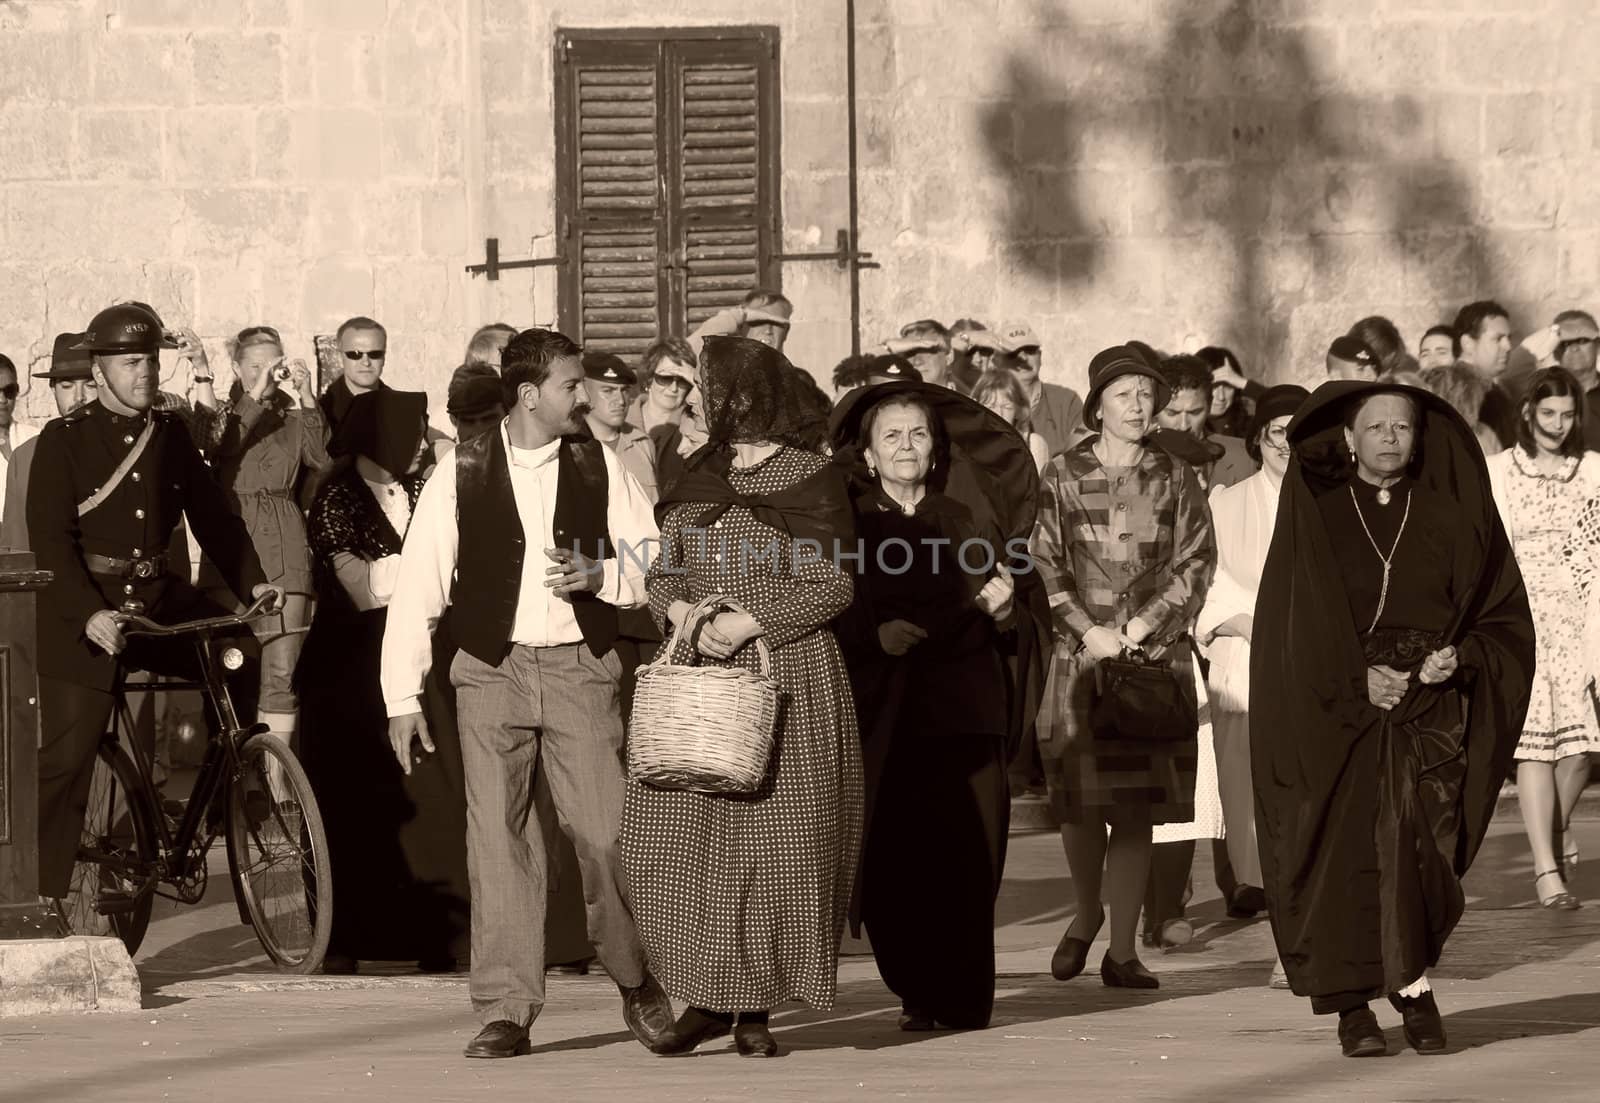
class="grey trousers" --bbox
[452,643,647,1026]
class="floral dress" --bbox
[1488,448,1600,762]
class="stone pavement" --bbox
[4,823,1600,1103]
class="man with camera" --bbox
[27,302,282,910]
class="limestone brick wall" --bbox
[4,0,1598,417]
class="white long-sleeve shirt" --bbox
[380,423,659,717]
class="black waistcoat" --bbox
[452,429,618,664]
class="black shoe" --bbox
[620,974,675,1050]
[1100,952,1159,989]
[734,1016,779,1057]
[1388,991,1446,1054]
[1228,885,1268,918]
[320,953,358,975]
[898,1005,938,1031]
[1337,1006,1387,1058]
[651,1007,733,1056]
[464,1020,531,1059]
[1050,906,1105,981]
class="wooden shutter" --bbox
[556,30,780,351]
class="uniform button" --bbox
[131,472,142,482]
[123,434,134,445]
[132,548,143,557]
[1118,532,1131,542]
[135,508,145,519]
[1116,502,1128,512]
[123,584,135,595]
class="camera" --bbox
[272,363,293,382]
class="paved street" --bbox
[4,819,1600,1103]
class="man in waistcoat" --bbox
[380,328,672,1059]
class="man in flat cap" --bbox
[886,319,957,390]
[28,303,283,909]
[1325,335,1380,381]
[0,335,98,551]
[446,362,508,447]
[0,351,42,528]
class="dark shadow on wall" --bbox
[978,0,1485,375]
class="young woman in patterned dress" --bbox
[621,336,862,1059]
[1487,367,1600,909]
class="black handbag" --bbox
[1090,647,1197,743]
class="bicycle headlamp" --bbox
[221,647,245,671]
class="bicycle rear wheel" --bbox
[67,741,159,954]
[226,733,332,973]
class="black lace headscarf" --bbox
[697,335,825,448]
[328,388,429,479]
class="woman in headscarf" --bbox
[1197,345,1253,439]
[1029,344,1214,992]
[298,388,470,975]
[621,336,862,1059]
[1253,381,1534,1058]
[1194,385,1309,927]
[829,379,1049,1032]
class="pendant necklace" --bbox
[1350,484,1412,633]
[1376,485,1392,506]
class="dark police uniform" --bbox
[28,310,266,901]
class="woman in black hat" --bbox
[829,379,1049,1031]
[1029,345,1215,991]
[1194,384,1309,931]
[1253,382,1533,1056]
[298,388,470,975]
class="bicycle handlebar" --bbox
[119,591,282,639]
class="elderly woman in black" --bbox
[831,380,1047,1031]
[1029,344,1214,991]
[1253,382,1534,1057]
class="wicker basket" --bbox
[628,598,780,794]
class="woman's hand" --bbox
[666,600,694,635]
[1418,646,1458,686]
[877,619,929,656]
[698,610,762,660]
[290,358,317,408]
[975,570,1015,620]
[1213,613,1254,643]
[1367,665,1411,710]
[1082,624,1137,662]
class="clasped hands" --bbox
[1367,646,1457,712]
[1081,618,1152,662]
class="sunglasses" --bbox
[343,349,387,362]
[1558,336,1597,357]
[654,375,692,391]
[0,383,17,400]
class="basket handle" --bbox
[647,596,772,678]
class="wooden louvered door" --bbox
[556,30,780,358]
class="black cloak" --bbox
[1251,381,1534,1003]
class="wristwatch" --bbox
[193,375,214,384]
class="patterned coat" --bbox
[1029,438,1215,824]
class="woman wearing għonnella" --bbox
[1253,382,1534,1058]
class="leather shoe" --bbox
[1228,885,1268,918]
[1337,1006,1387,1058]
[1100,952,1159,989]
[651,1007,733,1055]
[734,1019,779,1057]
[898,1005,938,1031]
[620,973,674,1050]
[464,1020,531,1059]
[1388,991,1446,1054]
[1050,905,1105,981]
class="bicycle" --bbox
[65,593,334,974]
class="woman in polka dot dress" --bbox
[621,336,863,1059]
[1487,367,1600,910]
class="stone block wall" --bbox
[3,0,1597,415]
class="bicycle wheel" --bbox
[67,742,159,954]
[226,733,332,973]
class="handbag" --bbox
[1090,646,1197,744]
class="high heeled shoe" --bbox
[1563,837,1580,882]
[650,1007,733,1055]
[1099,952,1159,989]
[734,1016,779,1058]
[1050,905,1105,981]
[1535,869,1581,910]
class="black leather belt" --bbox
[84,552,170,581]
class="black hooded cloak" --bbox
[1251,381,1533,1009]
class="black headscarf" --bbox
[328,388,429,479]
[1252,380,1533,999]
[655,337,852,547]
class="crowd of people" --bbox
[1,283,1593,1062]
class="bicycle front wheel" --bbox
[225,733,332,974]
[68,741,158,954]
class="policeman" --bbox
[28,302,281,905]
[580,351,658,501]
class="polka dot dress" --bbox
[1502,450,1600,762]
[620,447,864,1013]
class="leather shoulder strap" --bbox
[77,417,155,517]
